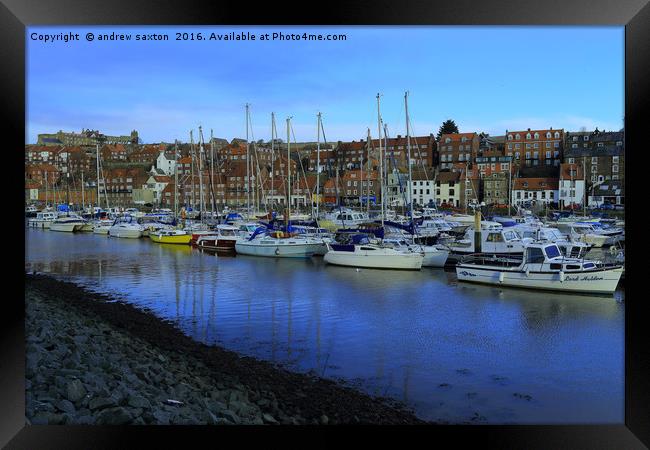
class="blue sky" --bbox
[26,26,624,144]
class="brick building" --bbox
[505,128,563,169]
[438,133,480,170]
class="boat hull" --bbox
[197,237,237,252]
[109,228,142,239]
[235,240,316,258]
[421,247,449,268]
[93,227,110,235]
[324,251,423,270]
[150,233,191,245]
[50,223,82,232]
[455,265,623,294]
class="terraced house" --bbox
[505,128,563,169]
[437,132,480,170]
[563,129,624,206]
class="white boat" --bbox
[28,211,58,229]
[456,242,623,294]
[514,225,592,259]
[323,234,423,270]
[92,220,113,235]
[49,215,87,232]
[321,208,370,228]
[552,222,613,248]
[108,216,144,239]
[235,230,320,258]
[287,225,332,256]
[383,237,449,267]
[448,221,525,255]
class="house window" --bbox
[526,133,531,139]
[554,132,560,138]
[572,143,578,148]
[597,142,604,147]
[534,133,539,139]
[508,144,512,149]
[515,134,520,139]
[573,136,578,142]
[508,134,513,140]
[616,141,622,146]
[612,156,619,163]
[546,151,551,159]
[449,189,455,195]
[612,165,619,173]
[591,157,598,164]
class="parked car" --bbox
[612,204,625,210]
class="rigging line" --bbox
[247,110,266,211]
[290,121,311,213]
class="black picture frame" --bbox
[6,0,648,447]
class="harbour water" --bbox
[25,228,624,424]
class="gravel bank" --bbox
[25,273,427,425]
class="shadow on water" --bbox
[25,229,624,424]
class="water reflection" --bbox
[25,229,624,424]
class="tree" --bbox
[436,119,460,140]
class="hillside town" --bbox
[24,124,625,214]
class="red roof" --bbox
[513,177,559,190]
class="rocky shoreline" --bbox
[25,273,428,425]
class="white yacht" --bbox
[49,215,88,233]
[28,211,58,229]
[108,216,144,239]
[323,234,423,270]
[552,222,613,248]
[322,208,370,228]
[235,230,321,258]
[448,221,525,255]
[456,242,623,294]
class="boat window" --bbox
[550,263,562,270]
[565,264,581,270]
[360,247,375,250]
[486,233,504,243]
[583,263,595,269]
[504,231,518,241]
[526,247,545,264]
[544,245,561,259]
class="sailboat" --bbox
[149,228,192,245]
[324,93,424,270]
[235,116,321,258]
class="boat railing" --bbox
[459,253,523,267]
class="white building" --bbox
[144,175,171,205]
[435,172,461,207]
[558,163,585,208]
[156,151,177,176]
[511,178,559,207]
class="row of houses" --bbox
[25,127,624,209]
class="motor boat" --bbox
[49,214,87,232]
[456,242,623,294]
[108,216,144,239]
[195,224,240,253]
[448,221,525,255]
[28,211,58,229]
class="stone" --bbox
[75,415,95,425]
[56,399,76,414]
[152,410,171,425]
[220,409,241,424]
[127,395,151,409]
[88,396,117,411]
[262,413,278,424]
[320,414,329,425]
[96,407,134,425]
[65,379,87,403]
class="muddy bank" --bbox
[25,273,427,425]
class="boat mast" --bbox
[210,129,216,217]
[360,129,365,208]
[404,91,412,224]
[198,126,206,224]
[365,128,371,215]
[316,112,321,220]
[174,140,179,219]
[189,130,196,212]
[383,122,389,212]
[582,156,587,217]
[286,116,292,229]
[45,170,48,208]
[246,103,251,219]
[377,93,384,229]
[271,112,276,212]
[95,143,100,213]
[81,170,85,211]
